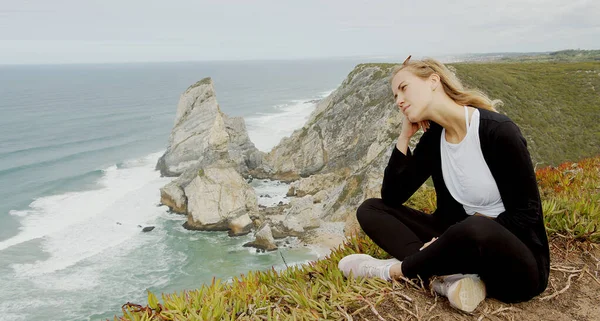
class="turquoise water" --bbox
[0,59,369,320]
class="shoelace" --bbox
[360,261,385,279]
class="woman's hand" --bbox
[420,237,437,251]
[399,114,430,140]
[396,114,430,154]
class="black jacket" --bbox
[381,108,549,294]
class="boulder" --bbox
[243,224,278,251]
[228,213,253,237]
[268,215,305,238]
[183,163,258,231]
[160,181,187,214]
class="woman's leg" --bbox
[401,216,540,302]
[356,198,448,260]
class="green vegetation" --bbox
[345,63,395,84]
[496,49,600,63]
[117,236,391,321]
[537,157,600,241]
[450,61,600,166]
[297,127,308,140]
[404,186,437,214]
[188,77,212,89]
[115,156,599,320]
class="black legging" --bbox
[357,198,540,303]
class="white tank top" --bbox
[440,106,505,217]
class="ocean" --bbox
[0,58,373,321]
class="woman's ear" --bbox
[430,74,440,91]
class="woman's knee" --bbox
[356,198,385,229]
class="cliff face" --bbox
[263,64,402,179]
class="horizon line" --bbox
[2,49,595,67]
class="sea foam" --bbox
[2,152,172,276]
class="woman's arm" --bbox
[492,121,543,239]
[381,124,437,207]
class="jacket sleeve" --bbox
[492,121,543,239]
[381,127,436,207]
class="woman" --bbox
[338,56,550,313]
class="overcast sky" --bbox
[1,0,598,64]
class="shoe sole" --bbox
[447,277,486,313]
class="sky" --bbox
[1,0,599,64]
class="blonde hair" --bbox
[392,56,502,112]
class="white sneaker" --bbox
[338,254,401,281]
[432,274,486,313]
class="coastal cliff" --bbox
[259,64,411,227]
[123,54,600,321]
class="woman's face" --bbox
[391,69,434,123]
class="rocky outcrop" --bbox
[156,78,263,177]
[182,162,259,231]
[223,115,264,175]
[286,173,341,197]
[155,77,267,235]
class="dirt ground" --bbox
[350,236,600,321]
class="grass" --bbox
[449,61,600,166]
[114,155,600,321]
[117,236,392,321]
